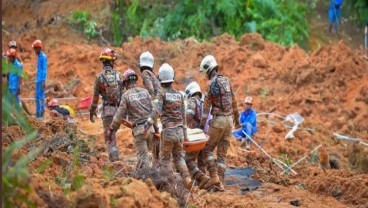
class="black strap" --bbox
[132,120,146,128]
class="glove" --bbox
[89,110,97,123]
[153,133,161,140]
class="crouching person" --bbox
[232,96,257,150]
[47,98,77,138]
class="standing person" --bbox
[139,51,162,160]
[232,96,257,150]
[155,63,193,190]
[198,55,240,191]
[184,81,210,188]
[6,48,23,110]
[32,40,48,120]
[108,69,155,169]
[9,40,22,63]
[90,48,123,162]
[328,0,343,35]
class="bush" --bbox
[67,10,98,40]
[110,0,310,47]
[2,59,40,207]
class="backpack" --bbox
[210,75,232,111]
[143,70,161,96]
[100,68,122,105]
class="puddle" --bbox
[224,167,261,194]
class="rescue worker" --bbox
[139,51,162,160]
[155,63,193,190]
[90,48,123,162]
[184,81,210,188]
[32,40,48,120]
[108,69,155,169]
[48,98,77,139]
[328,0,343,35]
[232,96,257,150]
[47,98,71,118]
[8,40,22,63]
[6,48,23,110]
[47,97,76,117]
[198,55,240,191]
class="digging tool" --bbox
[280,144,322,175]
[242,130,297,174]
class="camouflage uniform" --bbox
[110,86,155,169]
[141,70,162,160]
[90,65,123,161]
[185,96,207,181]
[141,70,161,99]
[155,87,191,181]
[200,75,239,183]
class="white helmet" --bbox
[200,55,218,75]
[158,63,174,83]
[185,81,202,98]
[139,51,154,69]
[9,40,17,48]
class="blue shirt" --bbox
[8,59,23,90]
[36,51,48,83]
[330,0,343,8]
[239,108,257,134]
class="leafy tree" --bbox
[342,0,368,26]
[111,0,310,47]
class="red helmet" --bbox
[32,40,43,48]
[122,68,138,82]
[244,96,253,105]
[99,48,116,61]
[48,99,59,107]
[6,48,17,57]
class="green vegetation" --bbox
[259,86,269,99]
[2,59,39,207]
[109,0,310,47]
[66,1,367,47]
[343,0,368,26]
[36,158,52,174]
[67,10,98,40]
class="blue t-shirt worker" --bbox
[232,96,257,150]
[7,48,23,110]
[328,0,343,35]
[32,39,48,120]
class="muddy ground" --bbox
[2,0,368,207]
